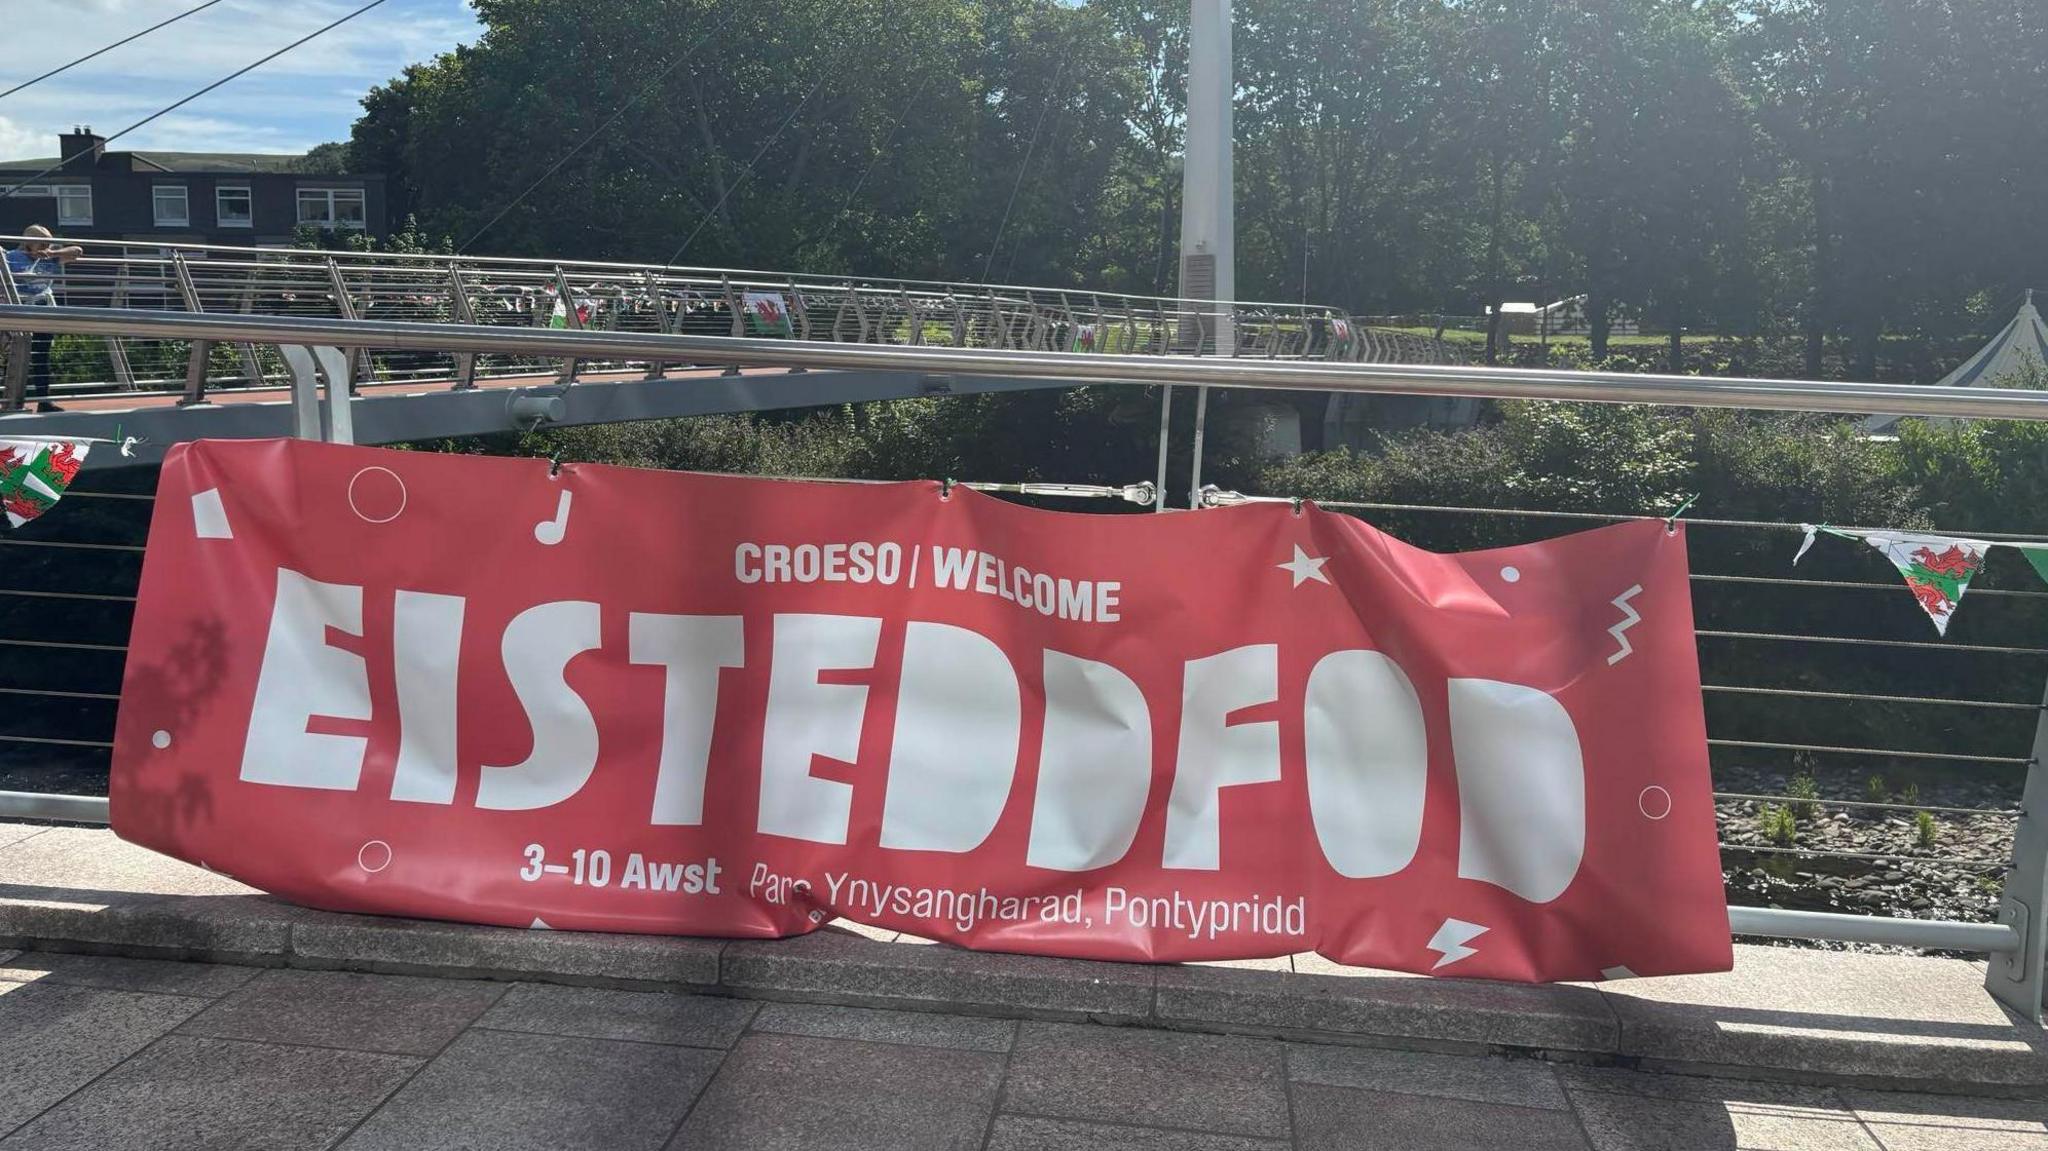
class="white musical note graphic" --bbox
[534,490,573,546]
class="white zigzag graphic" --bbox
[1607,584,1644,665]
[1426,917,1488,970]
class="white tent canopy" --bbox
[1866,290,2048,433]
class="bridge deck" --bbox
[0,361,1076,467]
[5,939,2037,1148]
[3,820,2042,1102]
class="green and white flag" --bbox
[1861,531,1992,636]
[742,291,793,337]
[0,438,89,528]
[548,295,596,329]
[2021,545,2048,588]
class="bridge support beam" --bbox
[281,345,357,445]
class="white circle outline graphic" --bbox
[347,467,408,524]
[1638,786,1673,821]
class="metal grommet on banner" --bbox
[939,477,955,502]
[547,446,564,479]
[1664,492,1700,535]
[1290,495,1304,517]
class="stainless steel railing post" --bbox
[1987,682,2048,1021]
[0,255,25,411]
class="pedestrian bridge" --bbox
[0,235,1465,465]
[6,251,2048,1036]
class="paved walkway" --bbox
[1,947,2041,1151]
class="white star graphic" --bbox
[1278,544,1331,587]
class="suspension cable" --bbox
[460,14,732,254]
[668,68,832,265]
[0,0,228,102]
[2,0,395,199]
[981,36,1071,283]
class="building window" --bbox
[216,185,252,228]
[153,185,190,228]
[53,185,92,226]
[9,185,93,227]
[297,187,366,230]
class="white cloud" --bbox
[0,0,478,159]
[0,116,43,159]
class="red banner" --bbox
[111,439,1730,982]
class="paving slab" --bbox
[1292,1083,1591,1151]
[6,826,2048,1100]
[290,911,725,985]
[1565,1076,1880,1150]
[750,1001,1017,1052]
[670,1031,1005,1150]
[720,928,1155,1021]
[1841,1088,2048,1150]
[0,826,254,897]
[0,827,298,958]
[1002,1021,1290,1139]
[0,950,259,998]
[473,982,755,1047]
[1287,1041,1569,1110]
[1559,1065,1863,1109]
[1155,961,1618,1054]
[1599,944,2048,1090]
[342,1028,719,1151]
[828,918,899,943]
[1189,954,1295,973]
[0,823,45,852]
[0,1034,418,1151]
[986,1115,1287,1151]
[177,968,507,1056]
[0,981,208,1137]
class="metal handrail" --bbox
[8,305,2048,422]
[0,233,1420,405]
[0,231,1344,319]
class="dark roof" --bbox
[0,151,349,175]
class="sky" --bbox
[0,0,481,160]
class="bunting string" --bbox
[1793,523,2047,636]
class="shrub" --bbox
[1760,805,1798,847]
[1787,772,1821,823]
[1864,774,1889,804]
[1915,810,1938,849]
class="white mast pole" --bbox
[1179,0,1234,508]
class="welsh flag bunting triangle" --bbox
[2022,546,2048,588]
[0,438,88,528]
[1862,532,1991,636]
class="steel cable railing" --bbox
[1201,488,2044,950]
[1,482,2036,918]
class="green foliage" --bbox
[1760,805,1798,847]
[289,142,353,175]
[1786,772,1821,824]
[325,0,2048,367]
[1864,774,1889,804]
[1899,782,1922,807]
[1915,810,1938,849]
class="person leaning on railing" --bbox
[6,226,84,412]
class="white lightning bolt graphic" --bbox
[1426,918,1489,970]
[1606,584,1644,665]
